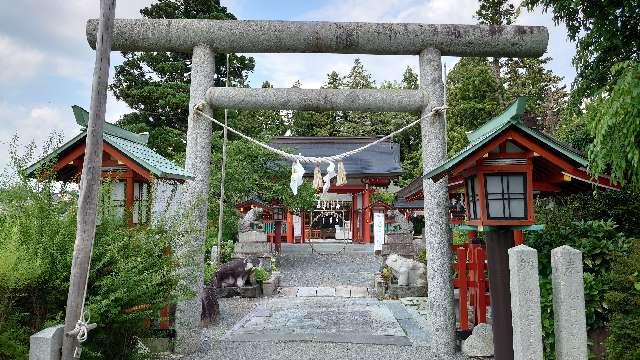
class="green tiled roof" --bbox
[26,106,190,180]
[424,97,587,180]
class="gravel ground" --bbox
[278,243,381,287]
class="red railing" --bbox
[453,243,490,331]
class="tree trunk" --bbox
[492,57,505,106]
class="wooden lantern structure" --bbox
[399,97,617,360]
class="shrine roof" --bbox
[425,97,587,181]
[26,106,190,181]
[393,198,424,209]
[270,136,403,177]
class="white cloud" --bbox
[0,34,45,85]
[0,101,78,173]
[247,0,575,90]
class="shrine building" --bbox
[26,105,190,226]
[270,136,403,244]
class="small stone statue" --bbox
[238,208,263,233]
[212,257,260,288]
[385,254,427,286]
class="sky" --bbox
[0,0,576,172]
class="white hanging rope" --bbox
[194,104,446,165]
[66,244,96,345]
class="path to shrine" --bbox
[176,244,466,360]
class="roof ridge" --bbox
[466,97,527,144]
[72,105,149,145]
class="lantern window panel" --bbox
[465,176,480,220]
[484,173,527,219]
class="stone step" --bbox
[279,286,374,298]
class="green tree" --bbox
[110,0,255,160]
[584,61,640,190]
[524,0,640,105]
[502,57,568,133]
[446,57,502,154]
[475,0,517,106]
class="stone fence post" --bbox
[551,245,588,360]
[508,245,543,360]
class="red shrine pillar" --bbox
[362,186,371,243]
[300,211,306,243]
[286,211,294,243]
[351,193,357,241]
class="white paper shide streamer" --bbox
[289,159,305,195]
[322,161,337,194]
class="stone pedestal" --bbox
[262,271,281,296]
[386,284,427,299]
[235,230,272,258]
[462,323,494,358]
[29,325,64,360]
[551,245,588,360]
[509,245,543,360]
[382,232,419,259]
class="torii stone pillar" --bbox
[419,47,456,354]
[174,44,215,353]
[86,19,548,356]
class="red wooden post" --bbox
[513,229,524,245]
[475,245,488,324]
[286,211,294,243]
[159,305,171,330]
[362,187,371,243]
[300,211,306,243]
[351,193,357,241]
[456,246,469,331]
[274,221,282,253]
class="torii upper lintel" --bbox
[86,19,548,57]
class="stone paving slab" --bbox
[316,287,336,297]
[296,287,317,297]
[223,297,416,346]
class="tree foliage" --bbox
[110,0,255,160]
[524,0,640,105]
[446,57,502,154]
[584,61,640,190]
[502,57,568,132]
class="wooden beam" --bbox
[102,142,152,181]
[61,1,116,358]
[54,143,87,172]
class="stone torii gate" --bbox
[86,19,548,356]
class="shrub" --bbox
[0,140,184,360]
[253,267,269,284]
[603,241,640,360]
